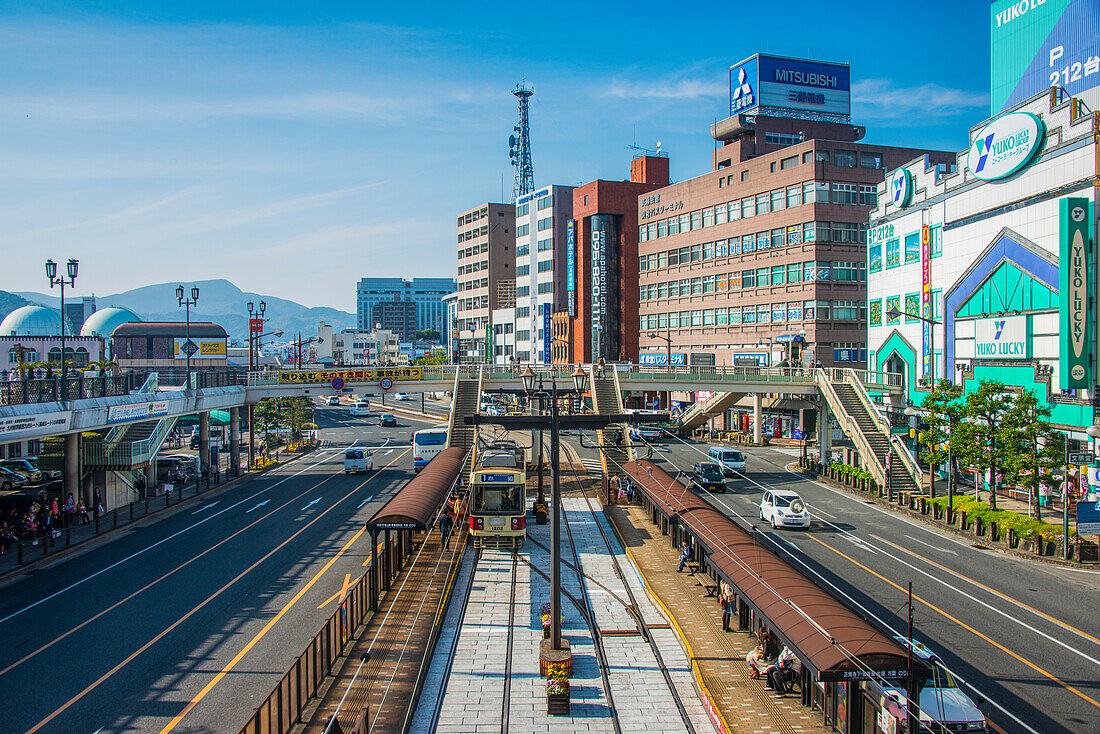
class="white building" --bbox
[514,184,574,363]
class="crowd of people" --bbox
[0,489,101,555]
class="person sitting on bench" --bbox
[746,626,778,677]
[765,646,801,695]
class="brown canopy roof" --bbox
[367,447,465,531]
[112,322,228,338]
[625,460,919,681]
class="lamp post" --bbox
[45,258,78,385]
[903,406,934,498]
[887,306,943,386]
[291,334,323,371]
[176,284,200,383]
[246,300,266,470]
[647,331,673,410]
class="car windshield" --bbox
[700,465,722,478]
[382,415,394,420]
[415,433,447,446]
[774,495,797,508]
[345,450,363,460]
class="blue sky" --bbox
[0,1,990,311]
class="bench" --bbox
[702,583,718,597]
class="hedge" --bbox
[929,495,1073,542]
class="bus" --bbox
[627,409,669,442]
[468,448,526,549]
[411,426,449,472]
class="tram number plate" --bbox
[488,518,506,527]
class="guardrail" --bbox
[842,369,892,434]
[0,372,147,406]
[814,369,887,488]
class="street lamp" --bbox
[45,258,78,385]
[647,331,673,410]
[176,284,200,382]
[903,406,935,499]
[246,300,268,470]
[887,306,943,387]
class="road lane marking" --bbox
[806,533,1100,711]
[874,534,1100,649]
[191,502,220,515]
[26,449,409,734]
[301,497,322,511]
[902,533,956,555]
[0,449,343,627]
[246,500,270,513]
[317,573,353,609]
[357,495,374,509]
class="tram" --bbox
[468,448,527,549]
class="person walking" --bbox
[93,489,103,519]
[676,541,692,573]
[719,581,734,632]
[438,511,454,550]
[624,476,634,504]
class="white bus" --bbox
[412,426,449,472]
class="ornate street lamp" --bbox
[45,258,78,385]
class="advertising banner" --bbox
[249,318,264,334]
[0,411,72,440]
[975,315,1029,358]
[484,323,492,362]
[566,219,576,317]
[1060,197,1091,388]
[107,400,169,425]
[921,224,932,378]
[278,367,423,384]
[173,339,227,360]
[730,53,851,120]
[543,304,551,364]
[640,353,687,366]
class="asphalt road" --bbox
[563,433,1100,734]
[0,401,436,734]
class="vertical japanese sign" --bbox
[921,224,931,380]
[542,304,552,364]
[591,224,607,359]
[1060,197,1091,389]
[566,219,576,317]
[484,323,492,362]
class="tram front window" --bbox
[475,485,524,513]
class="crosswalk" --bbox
[580,457,603,476]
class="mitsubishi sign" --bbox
[966,112,1045,181]
[729,53,851,121]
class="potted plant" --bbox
[545,662,570,715]
[540,601,553,638]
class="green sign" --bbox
[1060,197,1091,388]
[484,323,492,363]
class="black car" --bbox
[691,461,726,493]
[379,414,398,427]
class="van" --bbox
[349,400,371,417]
[344,448,374,475]
[708,447,746,476]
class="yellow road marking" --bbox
[807,534,1100,711]
[318,573,353,608]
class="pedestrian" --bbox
[93,489,103,518]
[719,581,734,632]
[136,473,146,501]
[624,476,634,504]
[64,493,75,527]
[0,521,14,555]
[438,511,454,550]
[676,541,692,573]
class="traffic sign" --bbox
[1069,453,1093,465]
[181,340,199,356]
[380,377,393,391]
[331,377,344,391]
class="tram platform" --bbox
[606,502,832,734]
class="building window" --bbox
[657,220,668,238]
[831,222,861,243]
[803,181,818,204]
[859,184,877,207]
[679,213,689,232]
[537,217,552,231]
[648,223,657,240]
[859,152,883,169]
[667,216,680,236]
[869,299,882,326]
[537,282,553,294]
[702,207,714,228]
[771,227,786,248]
[742,269,756,289]
[786,186,803,208]
[517,224,530,236]
[757,304,771,323]
[740,197,754,218]
[756,193,770,215]
[702,241,715,259]
[765,132,801,146]
[832,261,861,281]
[741,170,749,181]
[639,226,647,242]
[538,238,553,251]
[537,194,552,210]
[904,232,920,263]
[517,244,529,256]
[833,301,861,320]
[690,210,702,230]
[771,189,785,212]
[516,265,529,276]
[788,301,803,321]
[834,150,858,167]
[869,243,883,272]
[885,238,900,268]
[517,286,530,297]
[537,259,553,272]
[931,289,943,320]
[756,267,771,287]
[715,205,728,225]
[727,201,740,221]
[781,154,799,169]
[771,265,786,285]
[517,203,529,216]
[885,296,901,324]
[931,225,943,257]
[905,293,920,321]
[831,183,858,205]
[743,306,756,324]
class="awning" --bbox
[367,447,465,532]
[626,460,925,682]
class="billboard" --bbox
[566,219,576,317]
[991,0,1100,114]
[1059,197,1091,388]
[589,215,620,361]
[173,338,227,360]
[729,53,851,121]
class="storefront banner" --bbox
[107,400,169,424]
[1060,197,1091,388]
[0,411,72,440]
[279,367,423,384]
[639,353,686,366]
[173,339,227,360]
[974,315,1028,358]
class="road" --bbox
[565,432,1100,734]
[0,401,435,734]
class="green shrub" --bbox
[831,462,875,483]
[930,495,1072,542]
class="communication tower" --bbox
[508,82,534,202]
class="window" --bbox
[931,289,943,320]
[658,281,668,298]
[516,330,530,341]
[517,203,529,216]
[679,213,689,232]
[743,305,757,323]
[771,265,786,285]
[771,227,786,248]
[717,308,728,325]
[517,306,530,318]
[904,232,920,263]
[639,256,648,272]
[765,132,801,146]
[728,201,740,221]
[771,189,785,212]
[648,223,657,240]
[517,224,530,236]
[668,216,680,236]
[788,301,803,321]
[668,248,679,267]
[832,222,861,243]
[833,300,861,320]
[832,183,858,205]
[832,261,861,281]
[741,197,755,218]
[885,296,901,324]
[803,181,820,204]
[885,238,900,268]
[741,169,750,182]
[691,310,702,327]
[537,217,552,231]
[859,152,883,169]
[859,184,878,207]
[681,311,692,328]
[703,276,716,294]
[691,277,702,295]
[702,241,715,259]
[905,293,920,322]
[786,186,802,208]
[730,271,742,289]
[803,300,816,319]
[538,238,553,251]
[658,313,668,329]
[516,244,529,256]
[757,304,771,323]
[517,286,530,297]
[657,220,668,238]
[729,236,741,255]
[537,282,553,294]
[516,264,530,276]
[757,230,771,249]
[715,205,728,225]
[869,243,882,272]
[537,194,552,210]
[772,303,786,322]
[787,224,804,246]
[869,299,882,326]
[742,269,756,289]
[657,251,668,268]
[931,225,943,257]
[702,207,714,228]
[787,263,802,283]
[648,254,657,270]
[743,233,756,253]
[703,309,715,326]
[690,210,702,230]
[756,193,770,215]
[756,267,771,287]
[537,259,553,272]
[816,300,832,320]
[691,244,702,262]
[781,154,799,170]
[834,150,857,167]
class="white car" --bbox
[759,490,810,529]
[343,447,374,474]
[326,395,340,406]
[394,392,412,401]
[349,400,371,417]
[708,447,746,476]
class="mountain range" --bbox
[4,279,356,342]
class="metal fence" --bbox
[0,373,146,406]
[239,570,370,734]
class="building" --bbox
[355,277,457,335]
[111,322,228,370]
[0,305,62,337]
[370,295,417,341]
[868,87,1096,441]
[514,185,574,363]
[990,0,1100,114]
[567,155,669,363]
[442,291,459,356]
[2,335,104,375]
[63,296,96,336]
[79,307,142,358]
[316,325,404,366]
[636,54,953,373]
[456,202,516,362]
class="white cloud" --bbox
[852,79,987,120]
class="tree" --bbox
[281,397,312,443]
[956,379,1012,510]
[89,358,117,376]
[415,329,441,342]
[1000,390,1065,521]
[918,380,964,499]
[414,349,448,366]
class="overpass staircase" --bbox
[447,366,482,469]
[591,368,633,478]
[815,368,922,497]
[677,391,747,433]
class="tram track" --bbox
[502,552,518,734]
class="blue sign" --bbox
[639,353,687,366]
[1078,501,1100,534]
[566,220,576,317]
[731,53,851,119]
[543,304,552,364]
[331,377,344,391]
[480,473,516,483]
[730,56,758,114]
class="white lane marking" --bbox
[357,495,374,509]
[301,497,322,511]
[839,532,878,554]
[814,507,838,520]
[192,501,220,515]
[383,450,393,456]
[246,500,271,513]
[903,533,956,555]
[0,449,341,626]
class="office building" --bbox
[456,202,516,362]
[63,296,96,336]
[567,155,669,363]
[370,295,417,341]
[514,184,574,363]
[355,277,457,335]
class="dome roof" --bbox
[0,305,62,337]
[80,306,142,337]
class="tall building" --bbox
[567,155,669,364]
[370,295,417,341]
[63,296,96,336]
[456,202,516,362]
[355,277,457,335]
[514,184,574,363]
[637,54,953,373]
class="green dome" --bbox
[0,305,62,336]
[80,307,142,337]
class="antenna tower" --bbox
[508,81,534,201]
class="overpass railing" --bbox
[0,372,148,407]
